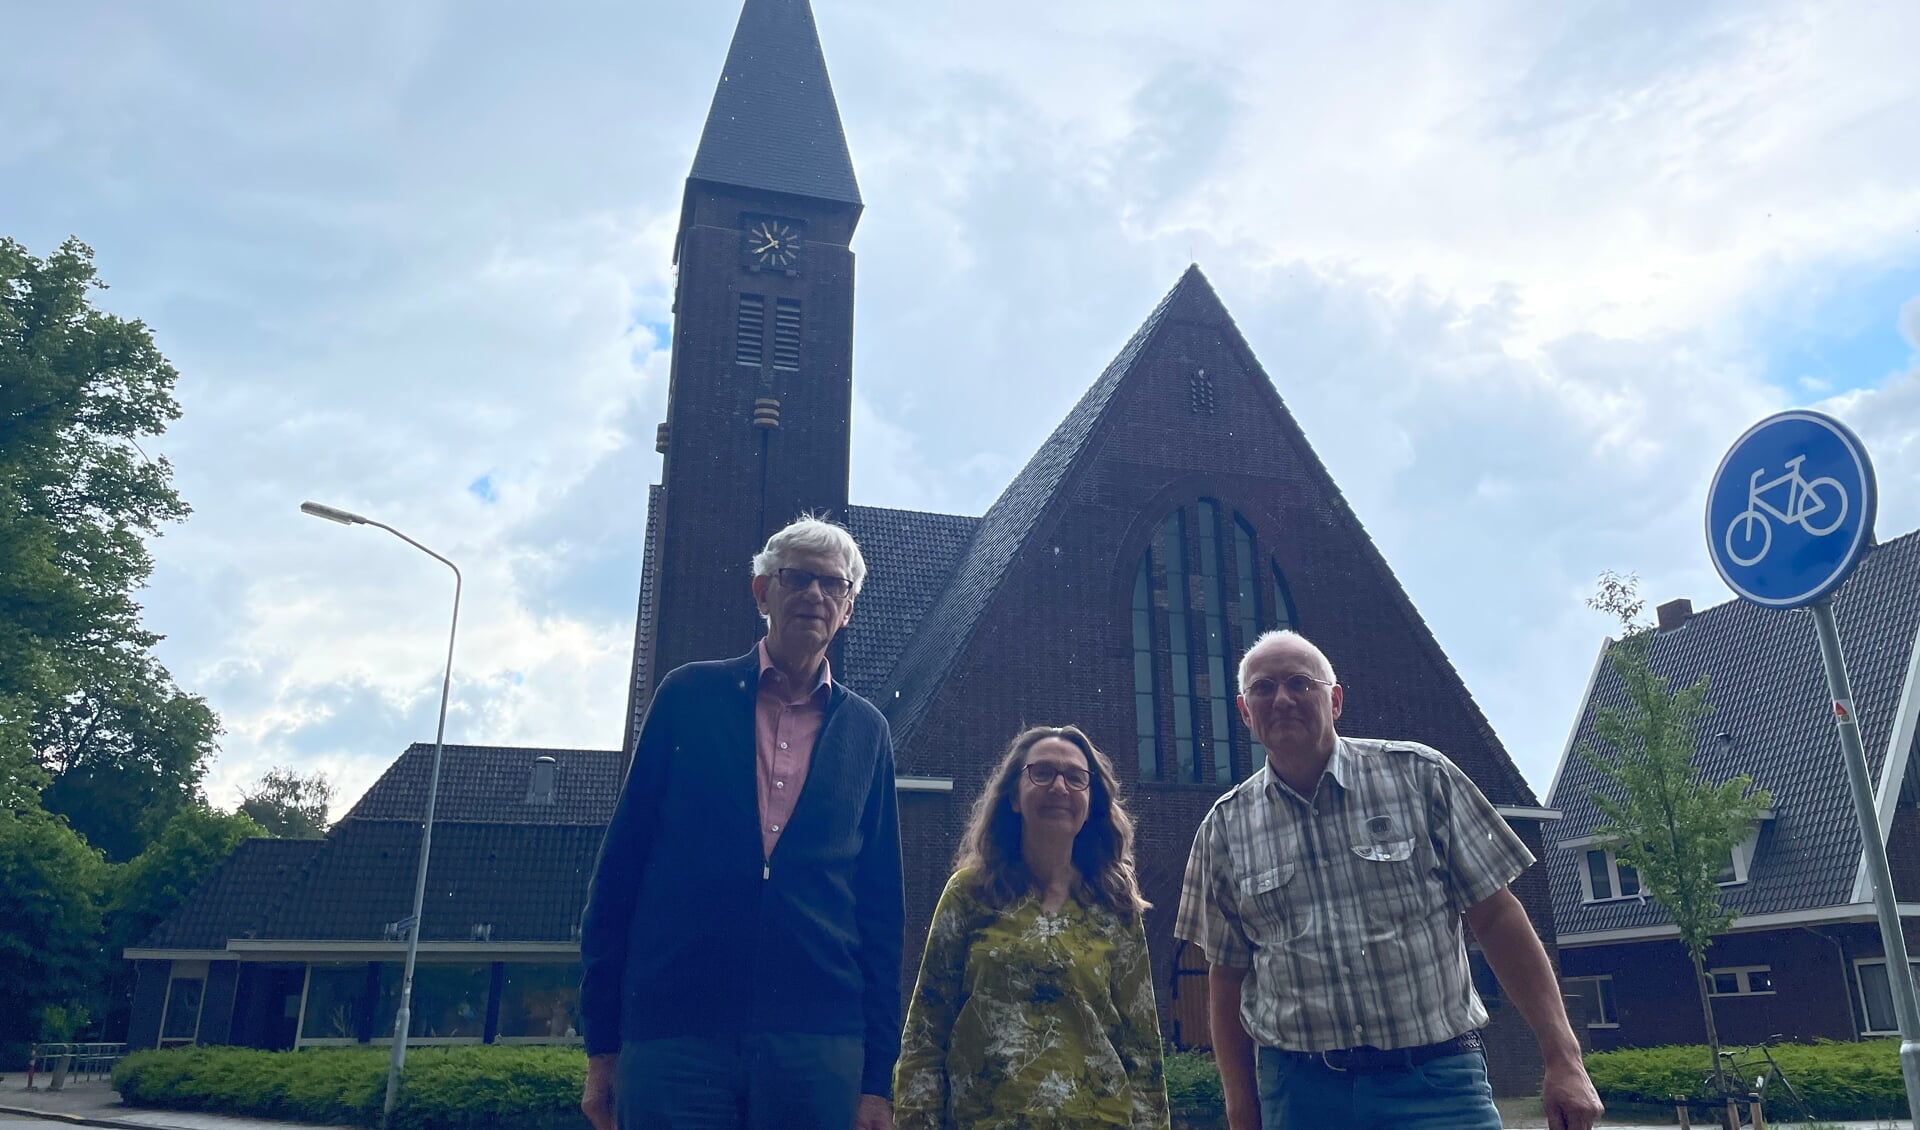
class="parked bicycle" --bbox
[1694,1036,1813,1128]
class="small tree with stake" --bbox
[1581,573,1772,1121]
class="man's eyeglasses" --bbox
[1247,673,1337,699]
[775,567,854,600]
[1023,763,1092,791]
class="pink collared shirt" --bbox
[755,639,830,860]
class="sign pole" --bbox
[1810,599,1920,1124]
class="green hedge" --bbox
[112,1045,588,1130]
[1585,1038,1903,1121]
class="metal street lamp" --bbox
[300,500,461,1127]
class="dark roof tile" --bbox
[256,822,603,943]
[137,838,324,950]
[843,505,978,695]
[341,745,623,827]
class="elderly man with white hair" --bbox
[580,516,903,1130]
[1175,629,1602,1130]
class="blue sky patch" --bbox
[1762,262,1920,396]
[467,473,499,504]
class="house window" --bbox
[1134,505,1295,783]
[1580,828,1757,902]
[771,299,802,371]
[159,972,206,1047]
[401,964,490,1040]
[735,293,765,366]
[1856,958,1920,1035]
[1717,826,1762,886]
[1707,966,1774,996]
[498,964,583,1041]
[1582,849,1640,902]
[1564,976,1619,1028]
[299,962,371,1042]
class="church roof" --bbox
[687,0,862,208]
[879,266,1214,745]
[843,504,979,697]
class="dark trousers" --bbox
[615,1033,863,1130]
[1257,1046,1502,1130]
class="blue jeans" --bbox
[615,1033,863,1130]
[1257,1046,1502,1130]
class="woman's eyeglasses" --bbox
[1023,763,1091,791]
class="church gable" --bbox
[889,265,1534,807]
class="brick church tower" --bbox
[630,0,862,749]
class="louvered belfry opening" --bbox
[772,299,802,371]
[736,293,765,366]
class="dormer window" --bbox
[1576,821,1764,903]
[1584,850,1640,903]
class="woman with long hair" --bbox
[894,725,1170,1129]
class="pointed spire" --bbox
[687,0,862,208]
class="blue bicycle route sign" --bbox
[1706,409,1877,609]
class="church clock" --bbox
[740,214,805,273]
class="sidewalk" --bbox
[4,1079,1912,1130]
[0,1081,348,1130]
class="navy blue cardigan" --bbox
[579,648,905,1097]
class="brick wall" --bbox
[1559,928,1860,1050]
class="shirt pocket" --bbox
[1237,859,1314,945]
[1347,845,1433,941]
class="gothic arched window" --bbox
[1130,503,1297,783]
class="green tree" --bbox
[1581,572,1771,1105]
[92,805,264,1037]
[0,235,218,860]
[0,800,106,1054]
[238,766,336,839]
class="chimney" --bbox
[1656,598,1693,632]
[526,755,558,805]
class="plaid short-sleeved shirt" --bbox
[1173,737,1534,1053]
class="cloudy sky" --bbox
[7,1,1919,816]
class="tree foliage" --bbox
[239,766,336,839]
[0,236,217,860]
[0,802,106,1049]
[1581,571,1771,1097]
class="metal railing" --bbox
[24,1043,129,1090]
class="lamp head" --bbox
[301,501,368,526]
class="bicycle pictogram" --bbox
[1723,454,1848,567]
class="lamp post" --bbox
[300,501,461,1127]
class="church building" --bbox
[128,0,1560,1096]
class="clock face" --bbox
[742,216,804,271]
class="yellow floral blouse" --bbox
[894,869,1171,1130]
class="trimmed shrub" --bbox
[1165,1047,1224,1111]
[113,1045,585,1130]
[1585,1038,1904,1122]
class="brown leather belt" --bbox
[1310,1030,1484,1074]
